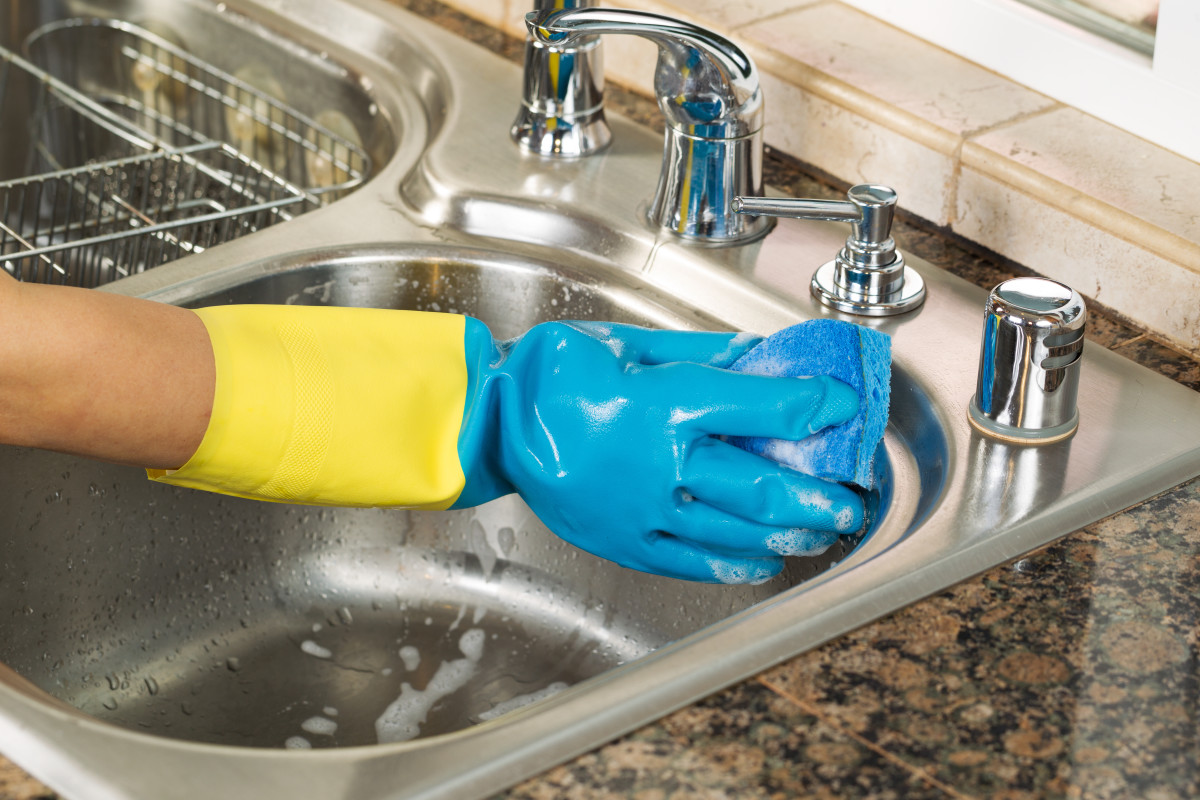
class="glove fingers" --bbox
[670,499,842,559]
[636,533,785,584]
[659,365,859,439]
[565,322,762,367]
[682,438,865,533]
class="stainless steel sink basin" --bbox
[2,0,1200,799]
[0,244,925,750]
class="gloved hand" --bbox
[452,319,865,583]
[150,307,864,584]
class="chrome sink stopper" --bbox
[968,277,1087,444]
[734,184,926,316]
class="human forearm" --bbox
[0,272,214,468]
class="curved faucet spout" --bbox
[527,8,762,140]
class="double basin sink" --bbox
[3,0,1200,798]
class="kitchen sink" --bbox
[2,0,1200,799]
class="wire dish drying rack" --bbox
[0,19,370,287]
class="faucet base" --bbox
[650,128,771,244]
[967,399,1079,445]
[810,258,927,316]
[511,106,613,158]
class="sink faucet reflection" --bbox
[527,8,771,243]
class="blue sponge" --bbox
[728,319,891,489]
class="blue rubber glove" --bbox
[451,320,865,584]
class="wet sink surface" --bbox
[2,0,1200,799]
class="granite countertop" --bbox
[4,2,1199,798]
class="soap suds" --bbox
[764,529,838,557]
[711,331,760,367]
[375,629,485,744]
[284,736,312,749]
[708,559,777,585]
[762,438,818,477]
[399,645,420,672]
[300,640,333,659]
[301,715,338,736]
[458,628,485,661]
[834,505,857,532]
[478,682,570,721]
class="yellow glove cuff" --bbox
[148,305,468,509]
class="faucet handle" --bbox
[734,185,926,317]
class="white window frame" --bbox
[839,0,1200,164]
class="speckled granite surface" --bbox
[3,3,1199,799]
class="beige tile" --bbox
[503,0,802,32]
[598,34,661,101]
[504,0,817,48]
[654,0,825,29]
[967,106,1200,268]
[761,74,958,225]
[440,0,509,29]
[500,1,528,39]
[741,4,1056,136]
[955,166,1200,355]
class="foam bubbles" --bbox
[834,505,858,532]
[458,628,485,662]
[764,529,838,557]
[710,331,760,367]
[708,559,777,585]
[788,486,834,512]
[762,438,818,475]
[300,640,332,659]
[399,645,420,672]
[375,628,486,744]
[301,715,338,736]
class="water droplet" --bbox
[145,676,159,696]
[102,698,118,711]
[226,657,241,672]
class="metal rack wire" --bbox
[0,20,370,287]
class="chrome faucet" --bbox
[527,8,770,244]
[512,0,613,158]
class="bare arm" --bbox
[0,271,214,469]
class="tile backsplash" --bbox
[446,0,1200,356]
